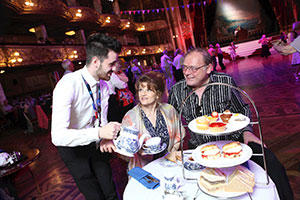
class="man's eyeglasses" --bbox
[181,64,208,72]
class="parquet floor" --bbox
[0,52,300,200]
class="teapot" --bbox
[114,126,150,156]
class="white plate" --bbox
[192,141,252,168]
[188,113,250,135]
[143,143,167,155]
[197,177,246,199]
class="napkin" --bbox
[128,167,160,189]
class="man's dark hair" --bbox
[184,48,212,65]
[85,33,122,65]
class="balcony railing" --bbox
[0,43,173,68]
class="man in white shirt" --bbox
[61,59,74,76]
[160,50,175,91]
[51,33,122,200]
[273,21,300,55]
[172,49,184,82]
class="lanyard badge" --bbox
[81,75,101,126]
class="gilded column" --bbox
[66,0,78,6]
[93,0,103,14]
[112,0,120,17]
[183,0,195,49]
[162,0,177,51]
[167,0,185,51]
[75,30,86,44]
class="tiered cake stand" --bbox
[178,82,270,186]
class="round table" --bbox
[124,157,280,200]
[0,148,40,200]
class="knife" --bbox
[145,175,159,183]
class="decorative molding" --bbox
[3,0,167,32]
[0,43,174,67]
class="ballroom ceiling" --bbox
[0,0,165,41]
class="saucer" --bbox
[143,143,167,155]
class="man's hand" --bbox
[243,131,266,147]
[98,122,121,140]
[100,139,116,153]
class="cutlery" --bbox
[145,175,159,183]
[143,176,152,183]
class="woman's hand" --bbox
[100,139,116,153]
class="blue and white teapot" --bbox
[114,126,150,156]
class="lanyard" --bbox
[81,75,101,125]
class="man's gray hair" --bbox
[61,59,71,70]
[184,48,212,65]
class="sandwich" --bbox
[225,166,255,193]
[165,151,182,163]
[200,144,221,159]
[198,168,226,192]
[222,141,243,158]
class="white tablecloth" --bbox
[124,157,280,200]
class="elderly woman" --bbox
[121,71,185,170]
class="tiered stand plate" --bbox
[178,82,269,188]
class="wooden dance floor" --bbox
[0,52,300,200]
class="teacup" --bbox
[144,137,161,152]
[164,171,181,192]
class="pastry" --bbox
[209,122,226,132]
[220,110,233,123]
[196,116,209,130]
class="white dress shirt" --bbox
[172,54,184,70]
[51,66,110,147]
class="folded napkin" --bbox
[128,167,160,189]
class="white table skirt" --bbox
[124,157,280,200]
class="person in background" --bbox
[274,21,300,80]
[130,59,143,83]
[160,50,176,91]
[288,21,300,79]
[115,71,185,170]
[258,34,272,59]
[215,43,226,70]
[280,32,288,44]
[168,48,293,200]
[207,44,217,71]
[1,100,16,126]
[172,49,185,82]
[61,59,75,76]
[106,68,134,123]
[51,33,122,200]
[229,42,238,61]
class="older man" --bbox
[51,33,121,200]
[168,48,293,200]
[61,59,75,76]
